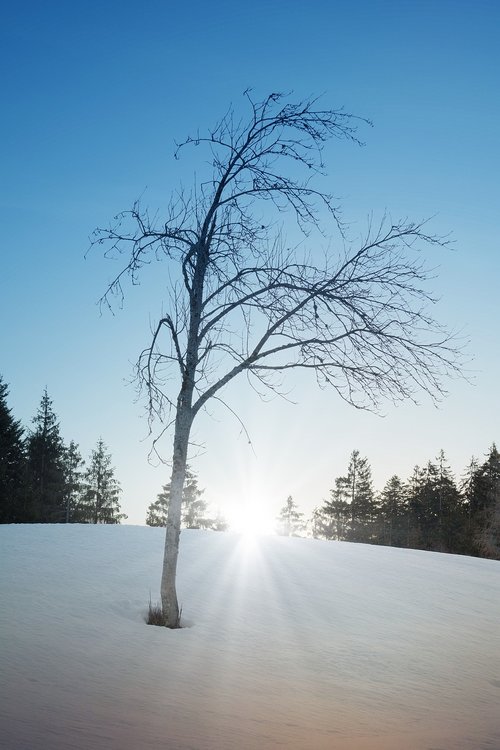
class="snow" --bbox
[1,525,499,750]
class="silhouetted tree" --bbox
[434,450,465,552]
[406,452,462,552]
[460,456,482,554]
[474,444,500,559]
[92,92,462,626]
[0,376,26,523]
[377,475,408,547]
[62,441,85,523]
[321,476,351,540]
[25,390,66,522]
[309,505,331,539]
[345,450,377,543]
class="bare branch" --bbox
[92,92,465,626]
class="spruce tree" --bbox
[309,505,331,540]
[0,376,26,523]
[25,390,66,522]
[276,496,304,536]
[321,451,377,543]
[378,475,408,547]
[407,452,462,552]
[182,471,211,528]
[77,438,125,523]
[474,444,500,559]
[460,457,480,524]
[146,466,211,528]
[321,476,351,540]
[345,450,377,543]
[435,449,465,553]
[61,441,85,523]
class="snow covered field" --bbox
[1,525,499,750]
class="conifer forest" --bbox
[1,375,498,560]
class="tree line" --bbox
[4,372,498,559]
[0,376,125,524]
[278,447,500,560]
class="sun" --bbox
[228,501,276,537]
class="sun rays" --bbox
[227,501,277,538]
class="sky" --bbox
[1,0,499,525]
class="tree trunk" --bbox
[160,403,192,627]
[160,239,206,626]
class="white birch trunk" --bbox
[160,405,192,627]
[160,239,207,627]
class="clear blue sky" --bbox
[1,0,498,525]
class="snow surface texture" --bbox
[1,525,499,750]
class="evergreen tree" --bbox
[276,496,305,536]
[25,390,66,522]
[309,505,331,539]
[182,471,211,528]
[460,455,487,556]
[321,476,351,540]
[145,488,169,527]
[407,452,463,552]
[460,456,480,534]
[345,450,377,543]
[61,441,85,523]
[377,475,409,547]
[0,376,26,523]
[474,444,500,559]
[321,451,377,543]
[146,466,212,529]
[434,449,465,553]
[77,438,125,523]
[406,465,425,547]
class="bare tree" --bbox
[91,91,462,627]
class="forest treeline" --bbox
[277,447,500,560]
[0,376,125,524]
[2,375,499,560]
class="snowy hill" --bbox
[1,525,499,750]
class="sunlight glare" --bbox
[228,501,276,538]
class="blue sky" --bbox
[1,0,498,525]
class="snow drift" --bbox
[1,524,499,749]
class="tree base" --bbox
[146,598,182,628]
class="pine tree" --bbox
[377,475,408,547]
[145,489,168,527]
[434,449,465,553]
[321,451,377,543]
[321,476,351,540]
[474,444,500,559]
[276,496,304,536]
[146,466,211,529]
[182,471,211,528]
[77,438,125,523]
[345,450,377,543]
[0,376,26,523]
[460,455,486,556]
[61,441,85,523]
[309,505,331,539]
[407,452,463,552]
[25,390,66,522]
